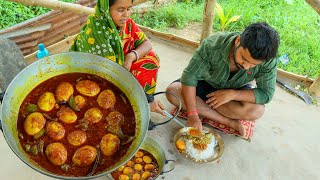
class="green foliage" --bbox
[132,1,204,30]
[132,2,203,30]
[214,2,241,31]
[178,0,204,4]
[134,0,320,78]
[0,0,77,30]
[214,0,320,78]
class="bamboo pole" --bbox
[200,0,216,42]
[306,0,320,15]
[8,0,95,15]
[7,0,149,15]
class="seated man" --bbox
[166,22,280,136]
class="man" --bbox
[166,22,280,136]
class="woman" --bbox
[70,0,163,114]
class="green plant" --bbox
[178,0,204,4]
[132,2,203,30]
[214,2,241,31]
[0,0,77,30]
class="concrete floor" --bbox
[1,37,320,180]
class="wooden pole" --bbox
[7,0,149,15]
[306,0,320,15]
[305,0,320,97]
[200,0,216,43]
[8,0,94,15]
[309,75,320,97]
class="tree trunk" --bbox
[305,0,320,14]
[200,0,216,43]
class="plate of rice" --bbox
[174,126,224,163]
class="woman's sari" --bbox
[120,19,160,94]
[70,0,159,94]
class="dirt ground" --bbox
[166,22,203,42]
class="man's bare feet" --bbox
[199,116,246,137]
[230,120,246,137]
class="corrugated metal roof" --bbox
[0,0,96,56]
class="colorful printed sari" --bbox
[70,0,159,95]
[120,19,160,94]
[70,0,124,65]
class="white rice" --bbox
[184,134,216,161]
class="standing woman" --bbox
[70,0,163,114]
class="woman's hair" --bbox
[240,22,280,61]
[109,0,134,7]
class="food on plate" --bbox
[176,127,216,162]
[72,145,97,166]
[97,89,116,109]
[37,92,55,112]
[17,73,135,177]
[67,130,87,146]
[111,149,159,180]
[45,142,67,166]
[55,82,74,102]
[24,112,46,136]
[76,80,100,97]
[46,121,65,140]
[175,138,185,151]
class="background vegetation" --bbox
[0,0,319,78]
[0,0,76,29]
[133,0,320,79]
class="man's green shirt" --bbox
[181,32,277,104]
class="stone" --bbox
[0,38,27,92]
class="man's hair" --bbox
[109,0,134,7]
[240,22,280,61]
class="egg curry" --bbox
[17,73,136,177]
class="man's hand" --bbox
[186,115,202,131]
[124,52,136,71]
[150,99,165,116]
[206,89,236,108]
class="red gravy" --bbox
[17,73,135,177]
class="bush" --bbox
[0,0,77,30]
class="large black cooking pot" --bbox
[0,52,180,179]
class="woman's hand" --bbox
[124,52,136,71]
[150,99,165,116]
